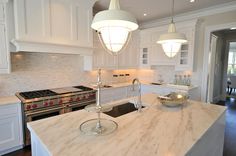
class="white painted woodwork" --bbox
[85,30,139,71]
[0,103,23,155]
[150,28,176,66]
[117,31,140,69]
[0,4,4,21]
[139,20,197,71]
[0,1,10,74]
[100,85,139,104]
[141,84,199,100]
[175,25,196,71]
[12,0,96,54]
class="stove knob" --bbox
[44,102,49,106]
[32,104,37,109]
[69,98,73,102]
[26,105,31,110]
[49,101,54,106]
[59,100,63,105]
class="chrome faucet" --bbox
[132,78,142,112]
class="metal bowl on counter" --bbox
[157,92,189,107]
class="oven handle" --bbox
[25,106,64,116]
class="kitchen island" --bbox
[27,94,226,156]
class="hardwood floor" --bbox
[4,97,236,156]
[216,97,236,156]
[3,146,31,156]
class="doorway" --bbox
[226,42,236,96]
[206,30,236,103]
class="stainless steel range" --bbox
[16,85,96,146]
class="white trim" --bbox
[0,0,9,3]
[201,22,236,102]
[11,40,94,55]
[208,34,218,103]
[0,145,23,155]
[140,1,236,29]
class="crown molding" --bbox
[140,1,236,29]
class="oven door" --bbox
[24,107,64,146]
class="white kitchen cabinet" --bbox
[12,0,96,54]
[140,26,176,67]
[118,30,140,69]
[139,31,151,68]
[87,30,140,71]
[175,25,196,71]
[150,28,176,66]
[0,3,4,21]
[0,102,23,155]
[141,84,199,100]
[0,24,10,73]
[0,1,10,74]
[100,87,127,104]
[139,20,197,71]
[127,84,139,97]
[100,85,139,104]
[92,32,118,70]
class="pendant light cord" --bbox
[171,0,174,23]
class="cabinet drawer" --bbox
[0,4,4,21]
[0,104,19,117]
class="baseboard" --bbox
[0,145,23,155]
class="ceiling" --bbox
[93,0,236,23]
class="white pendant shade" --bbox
[157,23,187,58]
[91,0,138,55]
[99,26,130,53]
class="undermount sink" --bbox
[103,102,145,118]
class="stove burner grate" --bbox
[19,90,58,99]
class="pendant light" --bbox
[91,0,139,55]
[157,0,187,58]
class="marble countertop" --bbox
[91,81,197,91]
[0,96,21,106]
[27,94,225,156]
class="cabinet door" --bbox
[175,26,195,71]
[0,24,9,71]
[140,47,151,68]
[0,115,21,152]
[0,4,4,22]
[118,31,139,69]
[127,85,139,97]
[0,103,23,154]
[14,0,93,47]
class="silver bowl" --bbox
[157,92,189,107]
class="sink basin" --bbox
[103,102,145,118]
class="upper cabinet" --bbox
[139,20,197,71]
[0,0,10,74]
[84,30,140,71]
[11,0,97,54]
[175,26,195,71]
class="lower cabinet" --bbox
[100,85,139,104]
[141,84,199,100]
[0,103,23,155]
